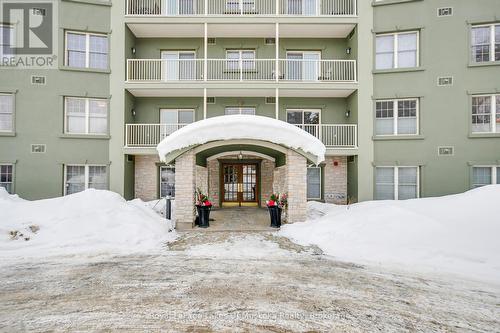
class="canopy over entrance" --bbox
[156,115,326,165]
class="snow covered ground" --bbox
[0,188,176,258]
[0,232,498,332]
[280,185,500,284]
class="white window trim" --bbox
[63,164,107,196]
[307,166,322,200]
[375,98,419,136]
[471,94,499,133]
[0,24,15,59]
[472,165,499,188]
[64,31,108,69]
[376,166,420,200]
[159,165,175,198]
[376,31,420,69]
[0,92,14,133]
[471,23,499,63]
[64,97,108,135]
[225,49,256,70]
[0,163,14,193]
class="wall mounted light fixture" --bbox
[345,110,351,118]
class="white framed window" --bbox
[472,166,500,188]
[471,94,500,133]
[286,109,321,137]
[64,164,107,195]
[225,0,256,13]
[286,51,321,81]
[224,106,256,115]
[160,108,194,137]
[65,31,109,69]
[0,93,14,132]
[376,31,419,70]
[65,97,108,135]
[307,167,321,200]
[375,166,419,200]
[0,164,13,194]
[226,50,255,70]
[160,165,175,198]
[471,23,500,63]
[0,24,15,60]
[375,98,419,136]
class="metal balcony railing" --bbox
[125,0,357,16]
[126,59,357,82]
[125,123,358,148]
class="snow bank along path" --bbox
[0,188,176,258]
[156,115,326,164]
[280,185,500,284]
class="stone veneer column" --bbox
[324,156,348,204]
[174,151,196,230]
[134,155,159,201]
[260,159,275,205]
[285,150,307,223]
[208,159,220,208]
[196,165,208,195]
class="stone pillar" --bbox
[174,151,196,230]
[324,156,348,205]
[260,159,275,205]
[285,150,307,223]
[134,155,159,201]
[196,165,208,195]
[208,159,220,208]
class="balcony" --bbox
[125,0,357,17]
[126,59,357,83]
[125,122,357,149]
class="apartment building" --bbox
[0,0,499,228]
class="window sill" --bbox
[373,135,424,141]
[60,134,111,140]
[59,66,111,74]
[468,61,500,68]
[373,67,425,74]
[468,133,500,139]
[0,132,16,137]
[372,0,423,6]
[61,0,112,6]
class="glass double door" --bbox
[222,163,258,207]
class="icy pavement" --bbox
[0,232,499,332]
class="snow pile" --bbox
[0,189,176,258]
[280,185,500,283]
[157,115,326,164]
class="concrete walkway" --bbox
[194,207,277,231]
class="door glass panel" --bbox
[179,0,195,14]
[398,167,417,200]
[178,110,194,124]
[303,52,320,81]
[88,166,107,190]
[287,0,302,14]
[160,109,178,137]
[179,52,195,80]
[472,167,492,188]
[224,165,239,201]
[286,111,302,124]
[286,52,302,80]
[162,52,179,81]
[242,165,257,201]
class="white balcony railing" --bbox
[126,0,356,16]
[126,59,356,82]
[125,123,357,148]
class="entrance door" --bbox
[286,51,321,81]
[222,163,258,207]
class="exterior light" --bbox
[131,47,136,54]
[346,47,351,54]
[238,151,243,160]
[345,110,351,118]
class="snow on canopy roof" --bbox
[156,115,326,164]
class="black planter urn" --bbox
[268,206,282,228]
[196,205,211,228]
